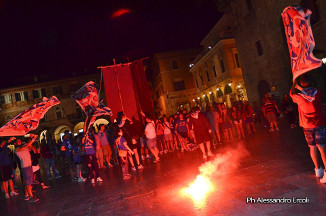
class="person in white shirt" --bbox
[141,112,160,162]
[15,134,39,202]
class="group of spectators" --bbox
[0,93,299,202]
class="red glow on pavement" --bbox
[111,8,132,19]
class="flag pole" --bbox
[113,58,124,112]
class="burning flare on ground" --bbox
[181,143,249,207]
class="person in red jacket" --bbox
[188,106,213,159]
[290,73,326,183]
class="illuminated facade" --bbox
[215,0,326,103]
[148,49,199,117]
[190,14,248,108]
[0,73,104,142]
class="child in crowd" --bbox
[221,105,233,142]
[231,106,245,139]
[243,101,257,134]
[30,145,50,189]
[116,128,134,180]
[155,119,165,154]
[162,116,174,152]
[83,128,103,184]
[72,140,86,182]
[175,113,189,152]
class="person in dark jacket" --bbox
[188,106,213,159]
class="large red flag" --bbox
[281,6,322,81]
[102,63,141,120]
[0,96,60,136]
[130,60,155,118]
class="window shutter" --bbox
[0,96,5,104]
[24,92,29,101]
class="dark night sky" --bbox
[0,0,221,88]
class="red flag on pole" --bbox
[0,96,60,136]
[101,59,154,120]
[281,6,322,81]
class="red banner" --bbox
[130,60,155,117]
[102,60,154,120]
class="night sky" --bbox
[0,0,221,88]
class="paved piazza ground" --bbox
[1,120,326,216]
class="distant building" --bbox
[190,14,248,108]
[147,49,199,117]
[215,0,326,103]
[0,73,105,142]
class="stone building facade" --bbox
[0,73,105,142]
[147,49,199,117]
[190,14,248,108]
[215,0,326,104]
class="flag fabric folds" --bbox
[0,96,60,137]
[281,6,322,81]
[72,81,101,115]
[72,81,112,132]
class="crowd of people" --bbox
[0,93,299,202]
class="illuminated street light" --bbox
[209,91,212,94]
[208,46,212,49]
[193,99,195,102]
[237,84,241,88]
[203,94,206,97]
[197,97,200,100]
[228,83,232,86]
[322,58,326,64]
[216,88,220,91]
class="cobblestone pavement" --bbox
[1,120,326,216]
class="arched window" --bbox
[55,107,63,119]
[224,85,233,95]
